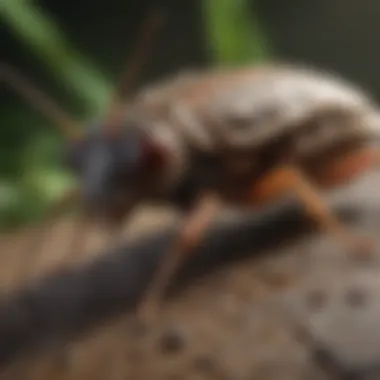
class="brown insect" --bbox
[3,10,380,323]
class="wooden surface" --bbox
[1,171,380,379]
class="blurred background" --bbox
[2,0,380,230]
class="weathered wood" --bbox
[0,171,380,378]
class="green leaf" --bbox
[202,0,273,65]
[0,0,111,118]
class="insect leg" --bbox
[136,193,221,323]
[248,165,374,254]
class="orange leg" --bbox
[136,193,221,323]
[249,165,374,253]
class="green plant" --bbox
[202,0,272,65]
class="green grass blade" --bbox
[0,0,111,117]
[202,0,273,66]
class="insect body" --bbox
[128,65,380,204]
[3,17,380,321]
[110,65,380,320]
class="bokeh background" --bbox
[2,0,380,230]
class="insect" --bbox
[3,10,380,323]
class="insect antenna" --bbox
[1,62,82,141]
[103,8,166,135]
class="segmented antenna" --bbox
[103,8,165,135]
[1,62,82,140]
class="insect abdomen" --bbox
[133,64,380,197]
